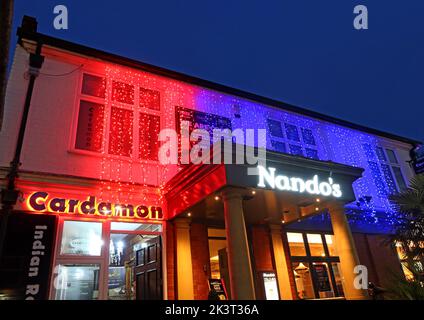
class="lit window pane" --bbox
[60,221,103,256]
[307,234,326,257]
[208,239,227,280]
[139,113,160,160]
[293,262,314,299]
[267,119,284,138]
[325,235,338,256]
[75,100,105,152]
[112,81,134,104]
[108,107,133,156]
[305,148,319,160]
[285,123,300,141]
[140,87,160,110]
[301,128,316,146]
[81,74,106,98]
[110,222,162,232]
[287,232,306,256]
[271,140,286,153]
[55,264,100,300]
[289,144,303,156]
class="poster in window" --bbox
[208,278,228,300]
[312,263,332,293]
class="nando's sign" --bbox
[26,191,163,220]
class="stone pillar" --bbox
[174,218,194,300]
[222,188,256,300]
[269,224,293,300]
[329,204,368,300]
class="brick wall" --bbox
[190,223,210,300]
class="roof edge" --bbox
[16,18,422,146]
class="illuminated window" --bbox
[54,264,100,300]
[208,228,227,280]
[60,221,103,256]
[75,100,105,152]
[271,140,286,153]
[267,119,284,138]
[140,87,160,111]
[139,113,160,160]
[112,81,134,104]
[307,234,326,257]
[301,128,316,146]
[305,148,319,160]
[285,123,300,142]
[108,107,133,157]
[287,232,306,256]
[289,144,303,156]
[325,235,338,256]
[81,74,106,98]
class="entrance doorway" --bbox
[51,218,163,300]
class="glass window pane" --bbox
[60,221,103,256]
[386,149,398,164]
[208,239,227,279]
[271,140,286,153]
[312,262,335,298]
[267,119,284,138]
[81,74,106,98]
[287,232,306,256]
[289,144,303,156]
[110,222,162,232]
[292,262,314,299]
[392,167,407,192]
[55,264,100,300]
[108,107,133,156]
[307,234,326,257]
[324,235,338,256]
[375,147,387,162]
[112,81,134,104]
[140,87,160,110]
[139,113,160,160]
[305,148,319,160]
[381,164,398,194]
[331,263,344,297]
[301,128,316,146]
[285,123,300,141]
[75,100,105,152]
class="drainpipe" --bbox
[0,18,44,260]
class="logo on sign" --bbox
[256,165,342,198]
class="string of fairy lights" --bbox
[81,63,405,229]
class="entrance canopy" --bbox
[164,147,364,224]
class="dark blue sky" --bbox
[10,0,424,142]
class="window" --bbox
[287,232,306,256]
[74,73,161,161]
[208,228,227,280]
[139,113,160,160]
[60,221,103,256]
[54,264,100,300]
[392,167,407,191]
[267,119,284,138]
[305,148,319,160]
[386,149,398,164]
[289,144,304,156]
[271,140,286,153]
[82,74,106,98]
[75,100,105,152]
[140,87,160,111]
[301,128,316,146]
[285,123,300,142]
[287,231,343,299]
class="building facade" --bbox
[0,17,420,300]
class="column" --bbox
[174,218,194,300]
[329,204,368,300]
[269,224,293,300]
[222,188,256,300]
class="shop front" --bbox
[164,149,369,300]
[0,171,165,300]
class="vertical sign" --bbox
[0,212,56,300]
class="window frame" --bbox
[69,71,162,164]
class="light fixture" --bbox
[187,212,192,217]
[251,190,256,195]
[281,219,285,224]
[214,195,220,201]
[316,198,320,203]
[295,262,309,273]
[315,207,319,211]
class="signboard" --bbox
[312,263,332,293]
[411,145,424,175]
[0,212,56,300]
[261,272,279,300]
[208,278,228,300]
[25,191,163,221]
